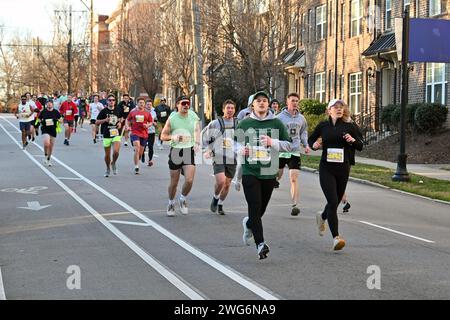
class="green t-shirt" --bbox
[237,117,290,179]
[169,109,200,148]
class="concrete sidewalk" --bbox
[308,149,450,182]
[356,156,450,182]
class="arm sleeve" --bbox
[308,122,322,149]
[351,123,364,151]
[300,119,309,147]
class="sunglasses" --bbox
[181,101,190,106]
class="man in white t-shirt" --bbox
[89,94,104,144]
[25,92,37,141]
[15,95,34,149]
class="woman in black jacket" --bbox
[308,99,363,251]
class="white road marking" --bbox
[0,121,206,300]
[18,201,51,211]
[57,177,83,181]
[0,267,6,300]
[359,221,435,244]
[2,117,282,300]
[109,220,151,227]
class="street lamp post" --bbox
[392,8,411,182]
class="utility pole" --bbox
[90,0,94,94]
[191,0,205,126]
[68,5,73,95]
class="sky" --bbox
[0,0,120,42]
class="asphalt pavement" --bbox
[0,114,449,300]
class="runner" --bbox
[31,94,43,137]
[236,91,296,260]
[117,93,135,146]
[142,99,157,166]
[15,95,34,149]
[25,92,37,141]
[276,93,311,216]
[155,97,172,149]
[96,94,124,177]
[77,96,88,128]
[236,94,254,121]
[202,99,238,215]
[160,96,200,217]
[59,94,78,146]
[308,99,363,251]
[89,94,104,144]
[126,97,153,174]
[38,99,62,166]
[269,99,282,115]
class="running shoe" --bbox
[291,205,300,216]
[31,137,35,142]
[22,142,28,150]
[316,212,326,237]
[332,236,346,251]
[232,179,241,192]
[257,243,270,260]
[93,139,97,144]
[43,158,49,166]
[210,197,219,213]
[134,167,139,175]
[217,205,225,215]
[167,203,175,217]
[242,217,253,246]
[66,140,70,146]
[274,180,280,189]
[179,199,189,215]
[147,161,154,167]
[104,169,110,177]
[47,160,52,167]
[63,139,68,145]
[111,163,118,175]
[342,202,351,213]
[124,141,128,146]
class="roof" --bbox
[280,46,296,62]
[286,50,305,65]
[362,32,396,57]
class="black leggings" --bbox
[319,161,350,238]
[147,133,155,161]
[242,175,276,247]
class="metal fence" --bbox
[353,106,397,145]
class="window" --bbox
[316,5,327,40]
[426,63,447,105]
[429,0,442,16]
[386,0,392,30]
[300,14,305,46]
[315,72,326,102]
[404,0,411,16]
[308,9,313,43]
[291,15,298,45]
[349,72,362,114]
[350,0,363,37]
[329,1,333,37]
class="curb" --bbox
[302,166,450,206]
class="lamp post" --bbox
[392,8,411,182]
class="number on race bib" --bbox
[109,128,119,137]
[327,148,344,163]
[45,119,54,126]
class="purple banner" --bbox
[409,18,450,63]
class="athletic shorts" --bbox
[279,155,301,170]
[168,147,195,170]
[64,120,74,127]
[103,136,122,148]
[90,119,96,125]
[130,134,147,146]
[213,163,237,178]
[19,122,31,132]
[29,120,36,127]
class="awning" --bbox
[283,49,305,69]
[280,46,297,62]
[362,32,396,57]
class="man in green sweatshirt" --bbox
[236,91,297,260]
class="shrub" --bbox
[380,104,398,128]
[299,99,327,115]
[304,113,329,136]
[414,103,448,133]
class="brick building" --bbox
[280,0,450,130]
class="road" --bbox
[0,114,449,300]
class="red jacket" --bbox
[60,101,78,121]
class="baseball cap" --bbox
[176,96,190,104]
[327,99,345,109]
[251,91,270,104]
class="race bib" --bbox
[109,128,119,137]
[160,111,167,117]
[249,146,271,162]
[223,138,233,149]
[66,110,72,116]
[180,135,191,143]
[136,115,145,123]
[124,107,129,113]
[45,119,54,126]
[327,148,344,163]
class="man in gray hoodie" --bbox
[276,93,311,216]
[202,100,239,215]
